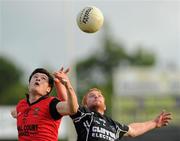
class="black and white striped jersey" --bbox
[71,106,129,141]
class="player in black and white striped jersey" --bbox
[72,88,172,141]
[70,88,129,141]
[58,70,172,141]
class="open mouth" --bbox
[34,82,40,86]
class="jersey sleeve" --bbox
[49,98,62,120]
[115,121,129,139]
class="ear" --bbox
[104,105,106,111]
[46,86,51,93]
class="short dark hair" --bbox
[29,68,54,93]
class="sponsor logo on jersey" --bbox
[33,107,40,116]
[92,126,116,140]
[18,124,38,136]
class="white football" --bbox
[76,6,104,33]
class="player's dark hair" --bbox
[29,68,54,94]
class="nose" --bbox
[36,77,40,81]
[94,95,98,99]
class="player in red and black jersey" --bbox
[11,67,78,141]
[59,72,172,141]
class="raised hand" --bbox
[53,67,71,101]
[154,110,172,128]
[54,67,70,86]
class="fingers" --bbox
[163,114,172,121]
[54,77,60,83]
[53,67,70,85]
[162,117,171,126]
[64,68,70,74]
[159,109,166,116]
[163,116,172,120]
[160,112,172,127]
[58,67,70,74]
[161,112,172,118]
[54,67,70,76]
[162,122,169,126]
[159,110,171,117]
[161,112,172,119]
[60,67,64,71]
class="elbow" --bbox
[126,126,138,138]
[127,133,137,138]
[126,132,137,138]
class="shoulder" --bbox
[18,98,27,103]
[104,115,129,138]
[17,99,27,107]
[105,115,129,132]
[78,106,91,112]
[46,96,58,102]
[16,99,28,113]
[75,105,92,114]
[49,97,60,106]
[70,106,93,120]
[48,97,61,107]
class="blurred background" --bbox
[0,0,180,141]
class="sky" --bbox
[0,0,180,80]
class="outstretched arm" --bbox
[53,68,79,115]
[54,67,69,101]
[125,111,172,137]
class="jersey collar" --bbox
[26,94,49,106]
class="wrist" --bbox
[153,119,158,128]
[66,84,73,90]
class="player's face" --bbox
[86,90,106,111]
[29,73,51,96]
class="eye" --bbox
[41,76,47,80]
[98,94,102,97]
[33,75,38,78]
[89,94,95,98]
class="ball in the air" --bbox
[76,6,104,33]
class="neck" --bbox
[89,107,104,115]
[28,92,41,104]
[97,109,104,115]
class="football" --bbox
[76,6,104,33]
